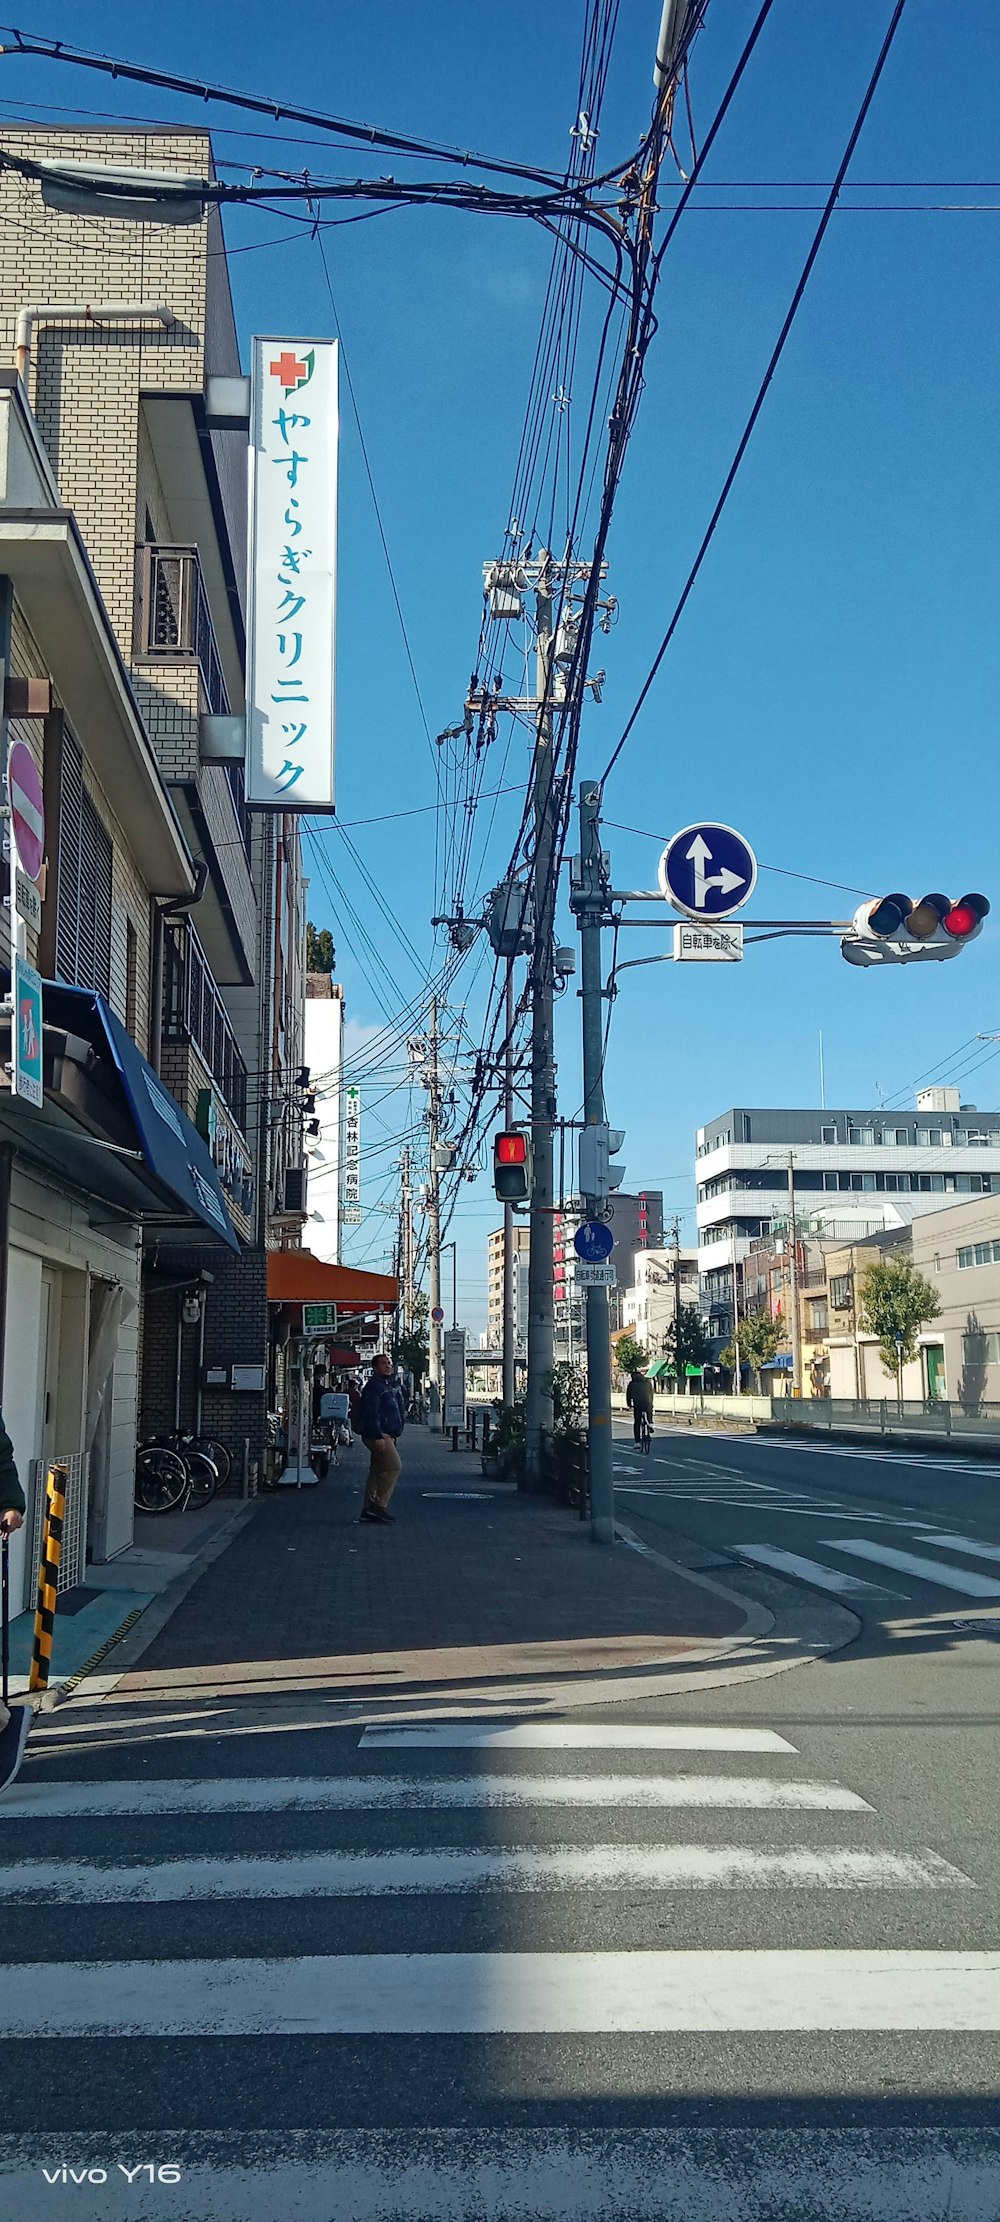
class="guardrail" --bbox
[768,1395,1000,1442]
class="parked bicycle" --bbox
[133,1432,229,1515]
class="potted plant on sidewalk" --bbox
[486,1398,525,1481]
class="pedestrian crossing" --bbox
[0,1709,993,2214]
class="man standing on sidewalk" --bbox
[0,1412,30,1796]
[358,1354,406,1525]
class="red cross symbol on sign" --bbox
[270,350,308,392]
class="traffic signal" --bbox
[578,1123,626,1199]
[843,891,989,966]
[493,1128,533,1203]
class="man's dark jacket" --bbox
[358,1375,406,1441]
[626,1373,653,1417]
[0,1416,25,1515]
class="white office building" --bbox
[697,1088,1000,1338]
[623,1248,700,1352]
[304,975,345,1264]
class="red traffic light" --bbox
[943,894,989,939]
[495,1132,527,1166]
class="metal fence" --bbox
[769,1396,1000,1442]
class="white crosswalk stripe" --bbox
[0,1697,982,2204]
[0,1703,984,2222]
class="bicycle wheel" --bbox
[193,1437,231,1488]
[184,1449,221,1508]
[641,1417,651,1455]
[134,1446,188,1515]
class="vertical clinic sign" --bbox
[246,337,339,809]
[342,1083,361,1225]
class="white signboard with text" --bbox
[246,336,338,809]
[342,1083,361,1225]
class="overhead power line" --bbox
[599,0,911,793]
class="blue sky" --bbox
[7,1,1000,1326]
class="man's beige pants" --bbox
[362,1435,402,1513]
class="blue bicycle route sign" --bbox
[658,822,757,919]
[574,1220,615,1263]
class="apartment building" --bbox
[554,1188,664,1355]
[487,1223,530,1353]
[304,971,346,1265]
[0,124,310,1605]
[697,1090,1000,1344]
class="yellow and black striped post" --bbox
[29,1462,67,1693]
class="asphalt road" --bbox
[1,1426,999,2219]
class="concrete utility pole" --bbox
[524,558,557,1479]
[576,780,615,1546]
[427,996,442,1429]
[787,1150,802,1397]
[502,961,516,1409]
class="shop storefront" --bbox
[0,980,237,1617]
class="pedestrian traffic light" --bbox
[843,891,989,966]
[493,1128,533,1203]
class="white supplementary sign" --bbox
[246,337,338,809]
[342,1082,361,1224]
[573,1261,616,1287]
[674,922,744,962]
[443,1328,467,1430]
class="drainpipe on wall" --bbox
[15,303,174,389]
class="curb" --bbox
[35,1501,259,1711]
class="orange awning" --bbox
[267,1251,398,1311]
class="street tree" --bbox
[734,1307,784,1392]
[857,1256,941,1383]
[662,1303,710,1393]
[396,1292,429,1386]
[306,922,335,973]
[614,1334,649,1382]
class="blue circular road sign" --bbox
[658,821,757,919]
[574,1220,615,1263]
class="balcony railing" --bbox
[162,918,248,1133]
[139,543,231,717]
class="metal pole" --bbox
[577,781,614,1546]
[524,560,556,1479]
[427,995,442,1430]
[787,1151,802,1396]
[731,1251,741,1391]
[502,962,516,1409]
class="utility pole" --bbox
[524,557,557,1480]
[787,1150,802,1397]
[576,780,615,1545]
[502,960,516,1409]
[427,995,442,1429]
[474,548,612,1474]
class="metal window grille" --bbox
[56,727,113,995]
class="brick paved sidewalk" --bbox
[94,1425,746,1721]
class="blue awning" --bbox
[0,979,238,1250]
[761,1352,793,1370]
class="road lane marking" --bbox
[6,1951,999,2034]
[0,1772,866,1819]
[3,1845,969,1902]
[827,1540,1000,1597]
[358,1724,796,1751]
[731,1544,902,1599]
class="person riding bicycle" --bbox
[626,1366,654,1443]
